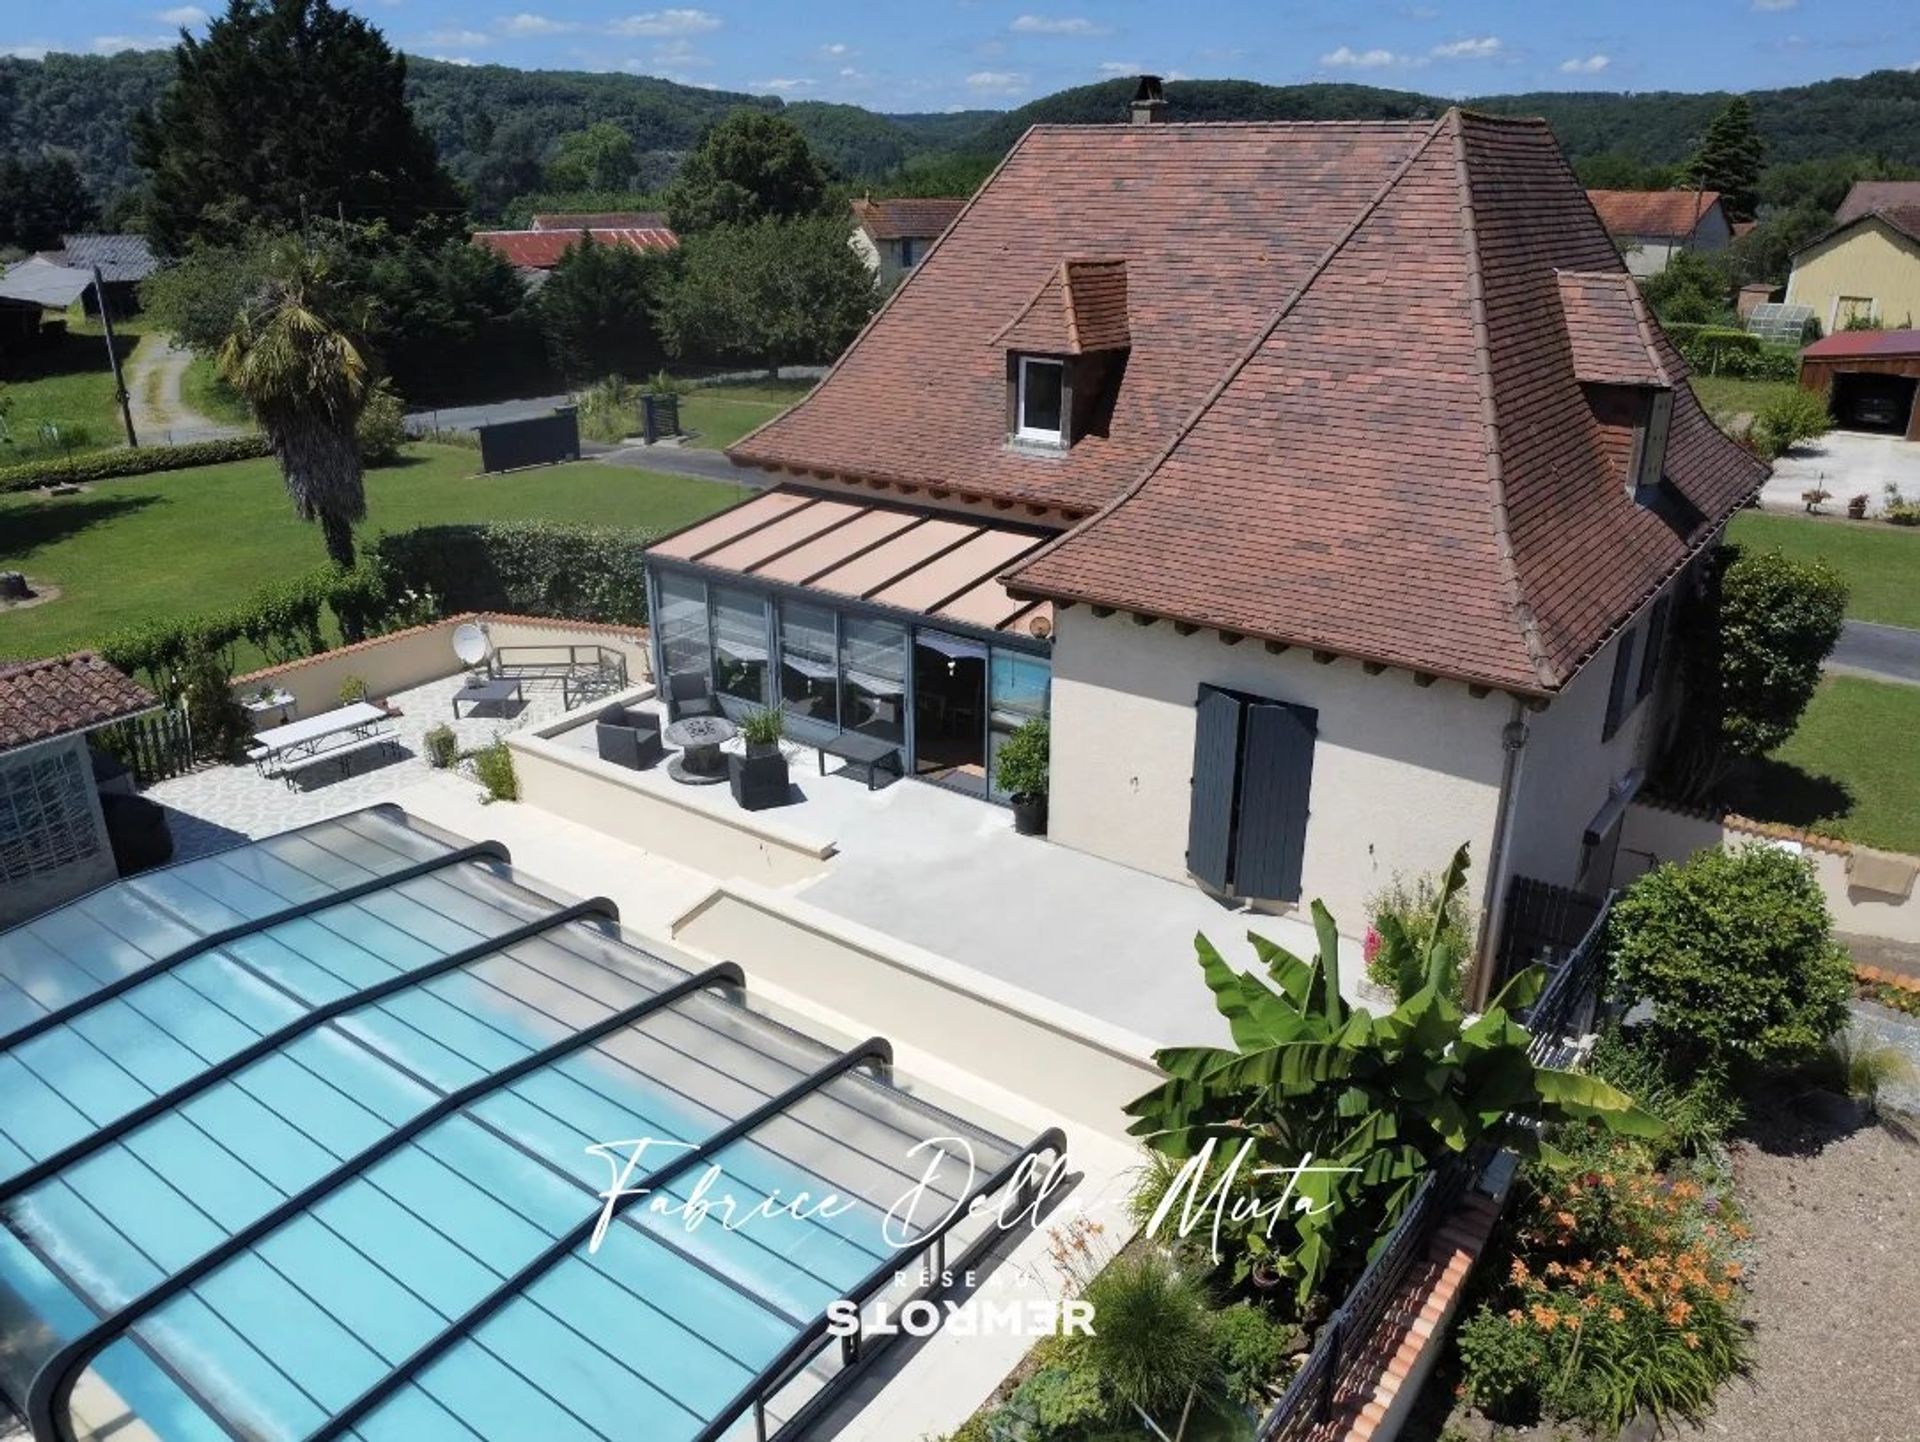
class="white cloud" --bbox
[1751,0,1797,10]
[92,34,173,52]
[608,8,720,37]
[1010,15,1109,36]
[421,28,490,47]
[1431,36,1503,60]
[756,76,813,92]
[821,41,848,56]
[1320,46,1415,69]
[430,55,478,66]
[1560,53,1610,74]
[1097,60,1142,76]
[497,13,578,36]
[651,36,709,67]
[156,6,209,24]
[966,69,1029,93]
[838,66,860,78]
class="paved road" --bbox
[595,442,769,488]
[1828,619,1920,687]
[404,394,573,435]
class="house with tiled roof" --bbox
[1787,181,1920,334]
[644,105,1764,994]
[0,652,157,925]
[471,223,678,285]
[849,196,967,286]
[1585,188,1731,277]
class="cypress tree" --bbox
[1687,98,1766,222]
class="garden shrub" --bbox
[1363,865,1472,1001]
[0,435,269,494]
[1210,1304,1297,1407]
[337,674,369,703]
[1752,387,1832,457]
[422,724,458,769]
[1607,844,1853,1074]
[355,381,409,466]
[575,374,641,443]
[1457,1146,1749,1434]
[472,740,520,801]
[1010,1358,1105,1433]
[993,717,1049,801]
[1077,1252,1217,1432]
[1587,1025,1742,1164]
[176,644,252,762]
[368,521,653,625]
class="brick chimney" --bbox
[1130,74,1167,125]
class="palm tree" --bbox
[218,238,373,569]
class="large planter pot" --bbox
[1011,793,1048,836]
[746,738,781,759]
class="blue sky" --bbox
[6,1,1915,112]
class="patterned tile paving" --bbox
[145,672,583,861]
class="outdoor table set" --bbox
[247,701,399,788]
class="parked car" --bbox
[1851,393,1906,429]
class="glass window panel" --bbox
[1018,358,1063,439]
[710,586,770,714]
[779,600,839,734]
[838,617,906,745]
[656,571,711,685]
[988,650,1051,801]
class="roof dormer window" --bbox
[1630,387,1674,500]
[1016,357,1065,444]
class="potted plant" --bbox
[996,716,1050,836]
[740,707,785,758]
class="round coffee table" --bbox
[665,715,737,784]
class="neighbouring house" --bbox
[471,221,678,287]
[40,233,158,316]
[529,209,671,232]
[678,106,1764,997]
[0,652,156,927]
[1798,328,1920,438]
[849,196,967,287]
[1586,188,1732,276]
[1787,183,1920,334]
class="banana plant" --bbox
[1126,845,1660,1309]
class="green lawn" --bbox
[0,442,748,660]
[1720,676,1920,854]
[678,379,812,451]
[180,354,254,429]
[1727,510,1920,629]
[1688,376,1799,430]
[0,330,133,463]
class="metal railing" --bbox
[696,1125,1070,1442]
[1254,894,1614,1440]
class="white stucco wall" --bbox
[1499,585,1678,897]
[1044,609,1512,930]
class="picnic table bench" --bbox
[814,731,903,791]
[275,731,401,788]
[250,702,397,788]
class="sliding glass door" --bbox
[839,617,907,746]
[711,585,771,718]
[778,600,839,738]
[987,648,1051,801]
[913,630,989,795]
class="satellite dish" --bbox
[452,622,490,667]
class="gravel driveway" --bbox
[1761,429,1920,515]
[1684,1098,1920,1442]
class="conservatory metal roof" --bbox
[0,806,1059,1442]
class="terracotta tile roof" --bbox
[530,211,669,231]
[1005,112,1763,695]
[1557,271,1670,387]
[849,197,967,241]
[0,652,156,751]
[471,227,677,270]
[741,112,1762,695]
[1803,328,1920,360]
[992,258,1132,355]
[739,121,1441,514]
[1585,188,1724,240]
[1835,181,1920,225]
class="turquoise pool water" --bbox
[0,807,1030,1442]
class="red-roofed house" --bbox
[849,196,967,286]
[0,653,158,925]
[1585,188,1732,277]
[471,224,678,281]
[645,109,1763,992]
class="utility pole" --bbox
[92,266,139,449]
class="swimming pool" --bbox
[0,805,1063,1441]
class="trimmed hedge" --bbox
[1663,323,1799,381]
[0,435,270,495]
[369,522,654,625]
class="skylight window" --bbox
[1016,357,1065,443]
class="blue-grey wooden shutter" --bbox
[1186,686,1242,889]
[1602,628,1638,740]
[1234,701,1317,902]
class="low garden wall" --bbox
[1616,798,1920,946]
[230,612,650,717]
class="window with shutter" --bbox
[1602,627,1638,740]
[1636,595,1672,702]
[1186,685,1318,901]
